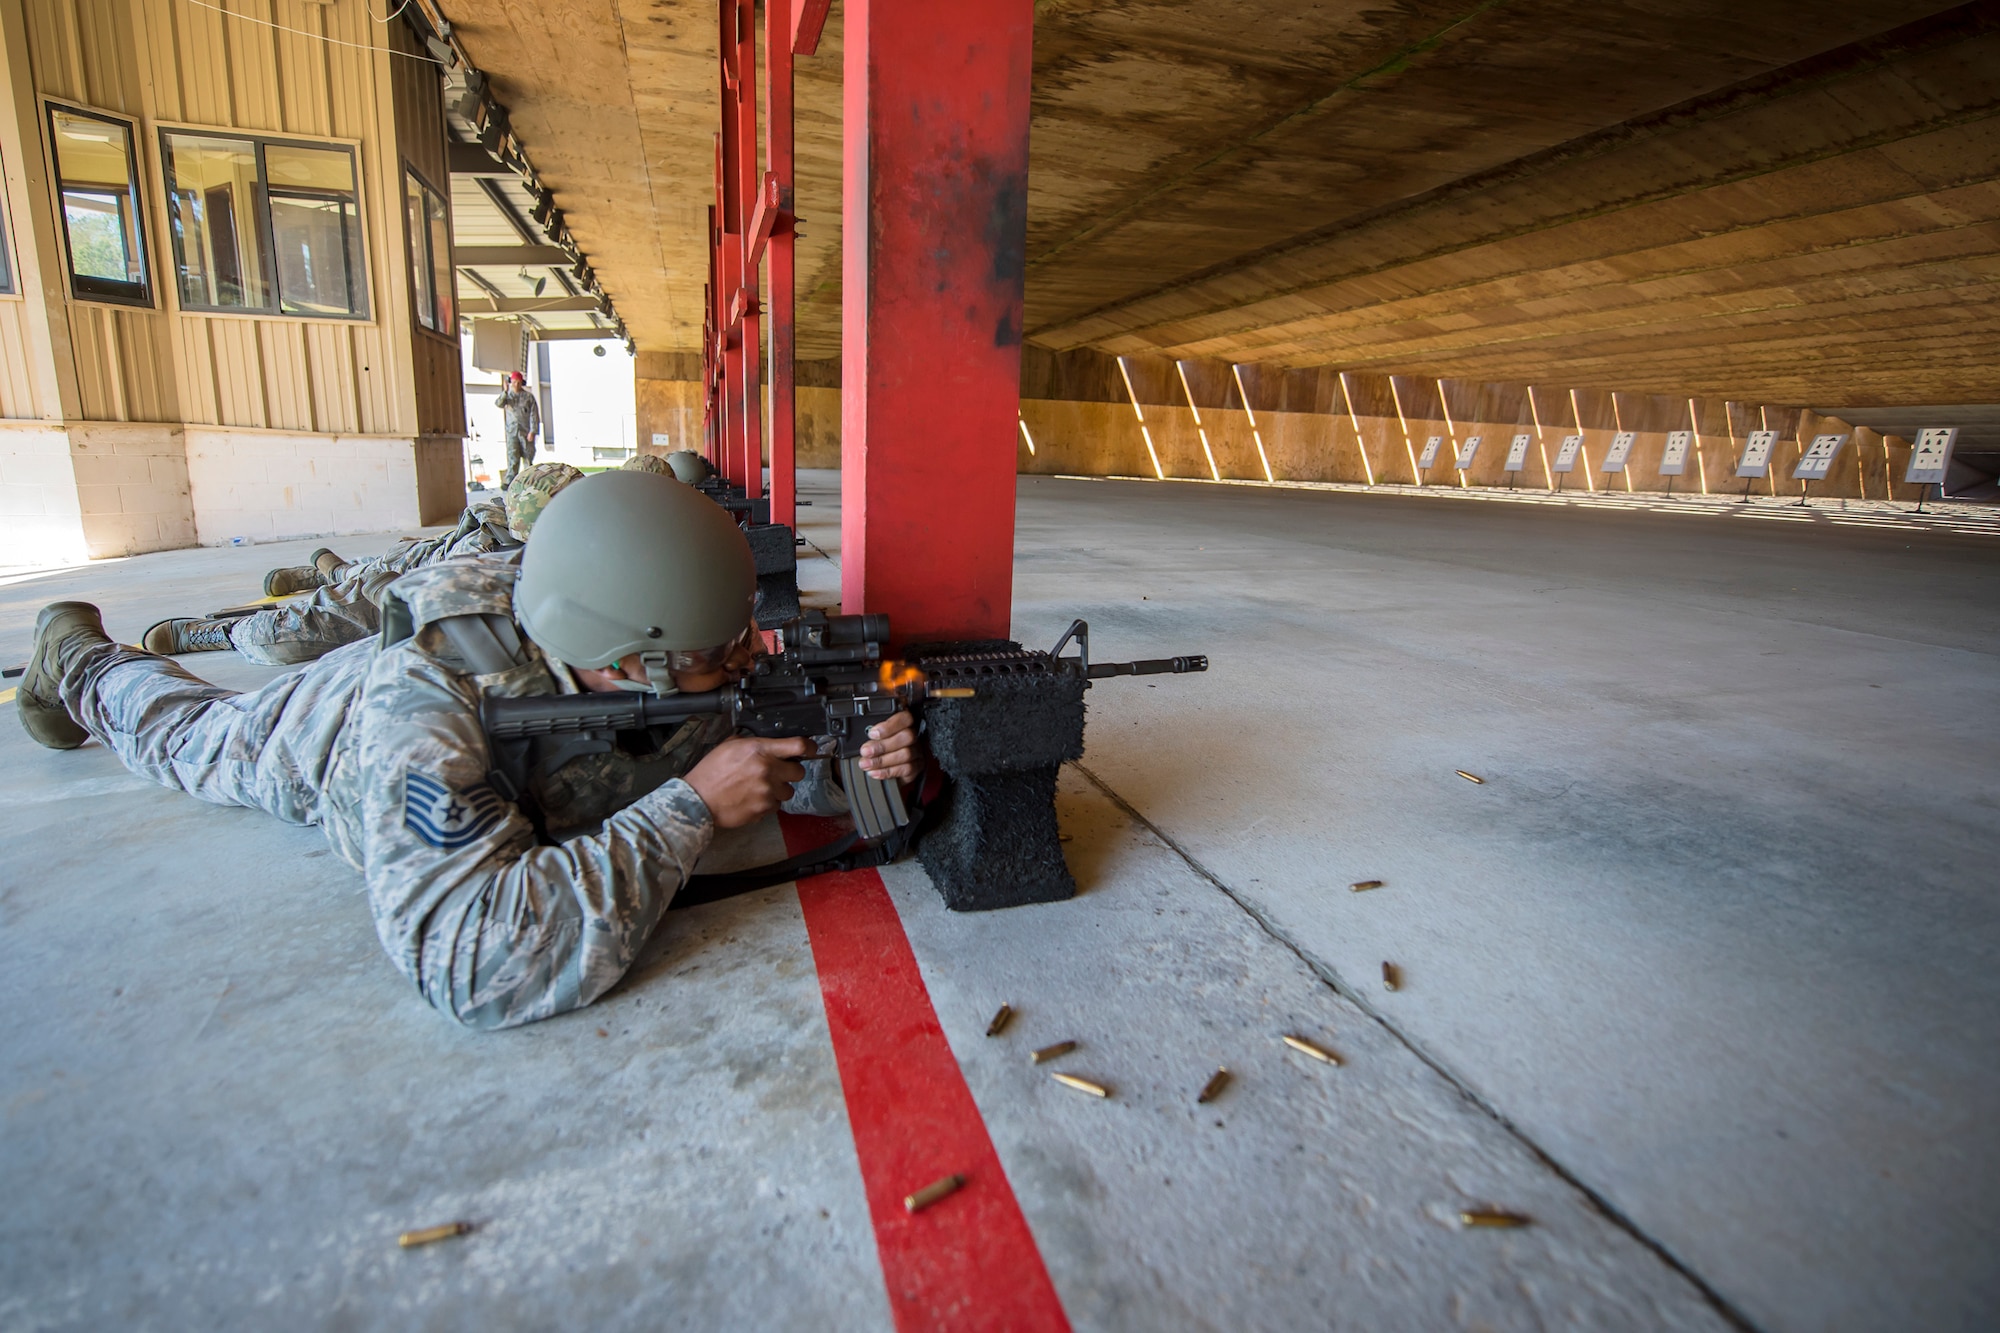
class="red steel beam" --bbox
[841,0,1033,642]
[731,0,762,498]
[715,7,745,488]
[763,0,798,529]
[746,173,785,267]
[791,0,831,55]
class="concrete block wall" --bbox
[65,424,197,558]
[0,425,89,567]
[184,430,423,547]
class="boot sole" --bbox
[19,601,102,749]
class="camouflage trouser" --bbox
[226,567,401,667]
[57,640,340,825]
[501,432,535,488]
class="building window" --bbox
[47,104,150,306]
[0,149,16,296]
[161,133,267,310]
[160,128,367,318]
[404,167,453,334]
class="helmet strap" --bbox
[639,649,678,696]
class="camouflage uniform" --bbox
[56,553,845,1029]
[226,499,516,667]
[496,384,541,487]
[228,466,581,667]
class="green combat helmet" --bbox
[665,450,716,485]
[621,453,676,477]
[504,462,585,541]
[513,470,755,694]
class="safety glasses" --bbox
[666,624,756,674]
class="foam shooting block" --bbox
[910,640,1087,910]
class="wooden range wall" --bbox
[640,347,1931,502]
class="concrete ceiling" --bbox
[445,0,2000,406]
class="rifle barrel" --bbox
[1086,655,1208,679]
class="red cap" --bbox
[508,371,525,384]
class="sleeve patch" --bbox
[404,772,510,849]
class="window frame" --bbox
[42,100,153,309]
[152,119,373,323]
[401,162,456,342]
[0,145,19,299]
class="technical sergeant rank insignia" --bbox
[404,772,508,849]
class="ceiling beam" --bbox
[460,295,603,314]
[456,245,571,266]
[527,326,620,341]
[449,142,514,177]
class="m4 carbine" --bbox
[481,611,1206,896]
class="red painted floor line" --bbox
[782,814,1071,1333]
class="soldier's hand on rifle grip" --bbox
[858,710,923,785]
[685,736,813,829]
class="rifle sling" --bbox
[673,780,931,908]
[672,832,871,907]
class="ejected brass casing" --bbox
[1282,1034,1341,1065]
[1383,962,1402,991]
[1030,1040,1077,1064]
[1350,879,1384,892]
[397,1221,472,1248]
[932,687,976,699]
[1459,1209,1530,1228]
[905,1174,966,1213]
[1052,1072,1110,1098]
[1456,770,1485,784]
[986,1004,1014,1037]
[1196,1068,1231,1103]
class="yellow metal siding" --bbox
[1,0,455,439]
[0,302,44,415]
[258,320,312,430]
[304,321,360,434]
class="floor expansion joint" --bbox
[1069,759,1762,1333]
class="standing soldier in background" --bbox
[496,370,542,488]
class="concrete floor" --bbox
[2,475,1994,1330]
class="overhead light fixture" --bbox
[423,17,457,66]
[476,104,508,156]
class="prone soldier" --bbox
[666,450,716,485]
[142,463,584,666]
[15,470,923,1029]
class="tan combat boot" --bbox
[17,601,109,749]
[142,617,235,655]
[312,547,350,584]
[262,564,323,596]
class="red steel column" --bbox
[764,0,796,529]
[712,114,742,483]
[841,0,1032,642]
[731,0,763,498]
